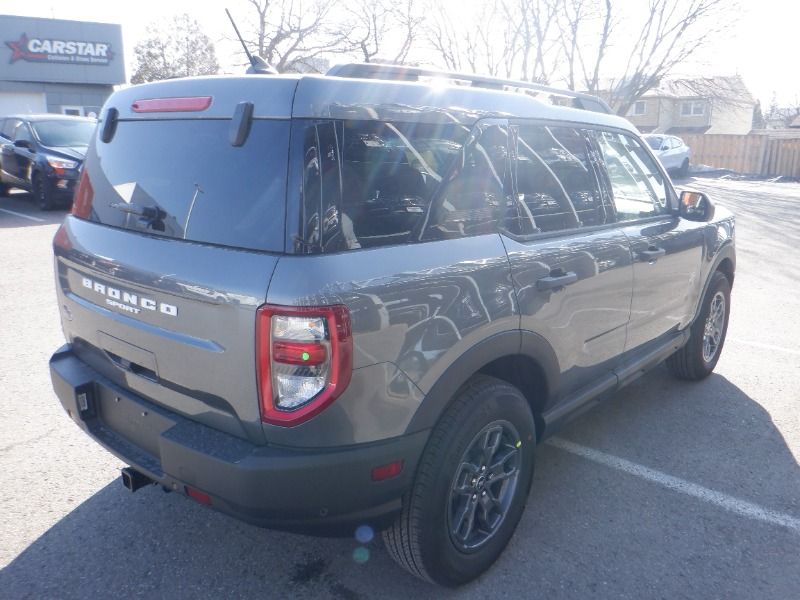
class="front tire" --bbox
[33,175,54,211]
[667,271,731,380]
[383,375,536,586]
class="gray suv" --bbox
[49,64,735,586]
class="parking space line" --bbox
[0,208,45,223]
[728,338,800,357]
[547,437,800,534]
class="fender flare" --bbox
[405,329,560,434]
[692,240,735,325]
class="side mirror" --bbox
[13,139,33,150]
[660,143,669,152]
[679,190,715,221]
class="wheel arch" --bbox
[406,330,560,442]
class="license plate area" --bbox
[96,384,174,461]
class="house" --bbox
[617,76,756,135]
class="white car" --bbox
[643,134,691,177]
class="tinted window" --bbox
[298,119,470,251]
[426,123,509,240]
[595,131,670,221]
[14,123,33,144]
[645,136,663,150]
[32,120,95,147]
[1,119,18,139]
[85,119,289,252]
[511,125,610,234]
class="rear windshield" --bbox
[84,119,289,252]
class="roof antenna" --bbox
[225,8,278,75]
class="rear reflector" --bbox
[132,96,212,113]
[71,168,94,219]
[185,486,212,505]
[371,460,404,482]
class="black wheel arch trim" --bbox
[405,329,561,434]
[692,241,735,326]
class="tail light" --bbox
[71,168,94,219]
[257,304,353,427]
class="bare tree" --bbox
[557,0,614,92]
[606,0,733,115]
[345,0,420,64]
[131,14,219,84]
[240,0,350,73]
[506,0,562,83]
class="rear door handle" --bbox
[536,270,578,291]
[638,247,666,262]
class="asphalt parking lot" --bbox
[1,179,798,599]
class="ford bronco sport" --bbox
[49,63,735,586]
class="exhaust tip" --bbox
[121,467,153,493]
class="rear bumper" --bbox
[50,344,427,534]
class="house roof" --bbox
[791,115,800,128]
[642,76,755,105]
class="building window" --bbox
[681,101,705,117]
[630,101,647,116]
[61,106,84,116]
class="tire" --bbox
[383,375,536,586]
[677,158,690,178]
[33,175,54,211]
[667,271,731,380]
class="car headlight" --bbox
[47,157,79,170]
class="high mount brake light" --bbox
[131,96,212,113]
[256,304,352,427]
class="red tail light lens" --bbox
[256,304,353,427]
[71,168,94,219]
[132,96,212,113]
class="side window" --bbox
[14,123,33,144]
[1,119,18,139]
[300,121,348,252]
[595,131,670,221]
[426,123,509,240]
[298,119,470,251]
[512,124,611,234]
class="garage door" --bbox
[0,92,47,115]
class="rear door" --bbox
[54,79,298,444]
[503,123,633,400]
[594,130,704,351]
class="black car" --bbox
[0,114,96,210]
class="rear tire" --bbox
[33,175,54,211]
[383,375,536,586]
[677,158,690,178]
[667,271,730,380]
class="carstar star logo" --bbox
[5,33,114,66]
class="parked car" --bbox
[0,114,96,210]
[643,133,691,177]
[49,65,735,587]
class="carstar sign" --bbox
[5,33,114,66]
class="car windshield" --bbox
[644,136,663,151]
[32,120,96,148]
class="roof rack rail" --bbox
[326,63,612,115]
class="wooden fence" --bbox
[680,134,800,177]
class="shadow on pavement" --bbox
[2,368,798,599]
[0,192,69,229]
